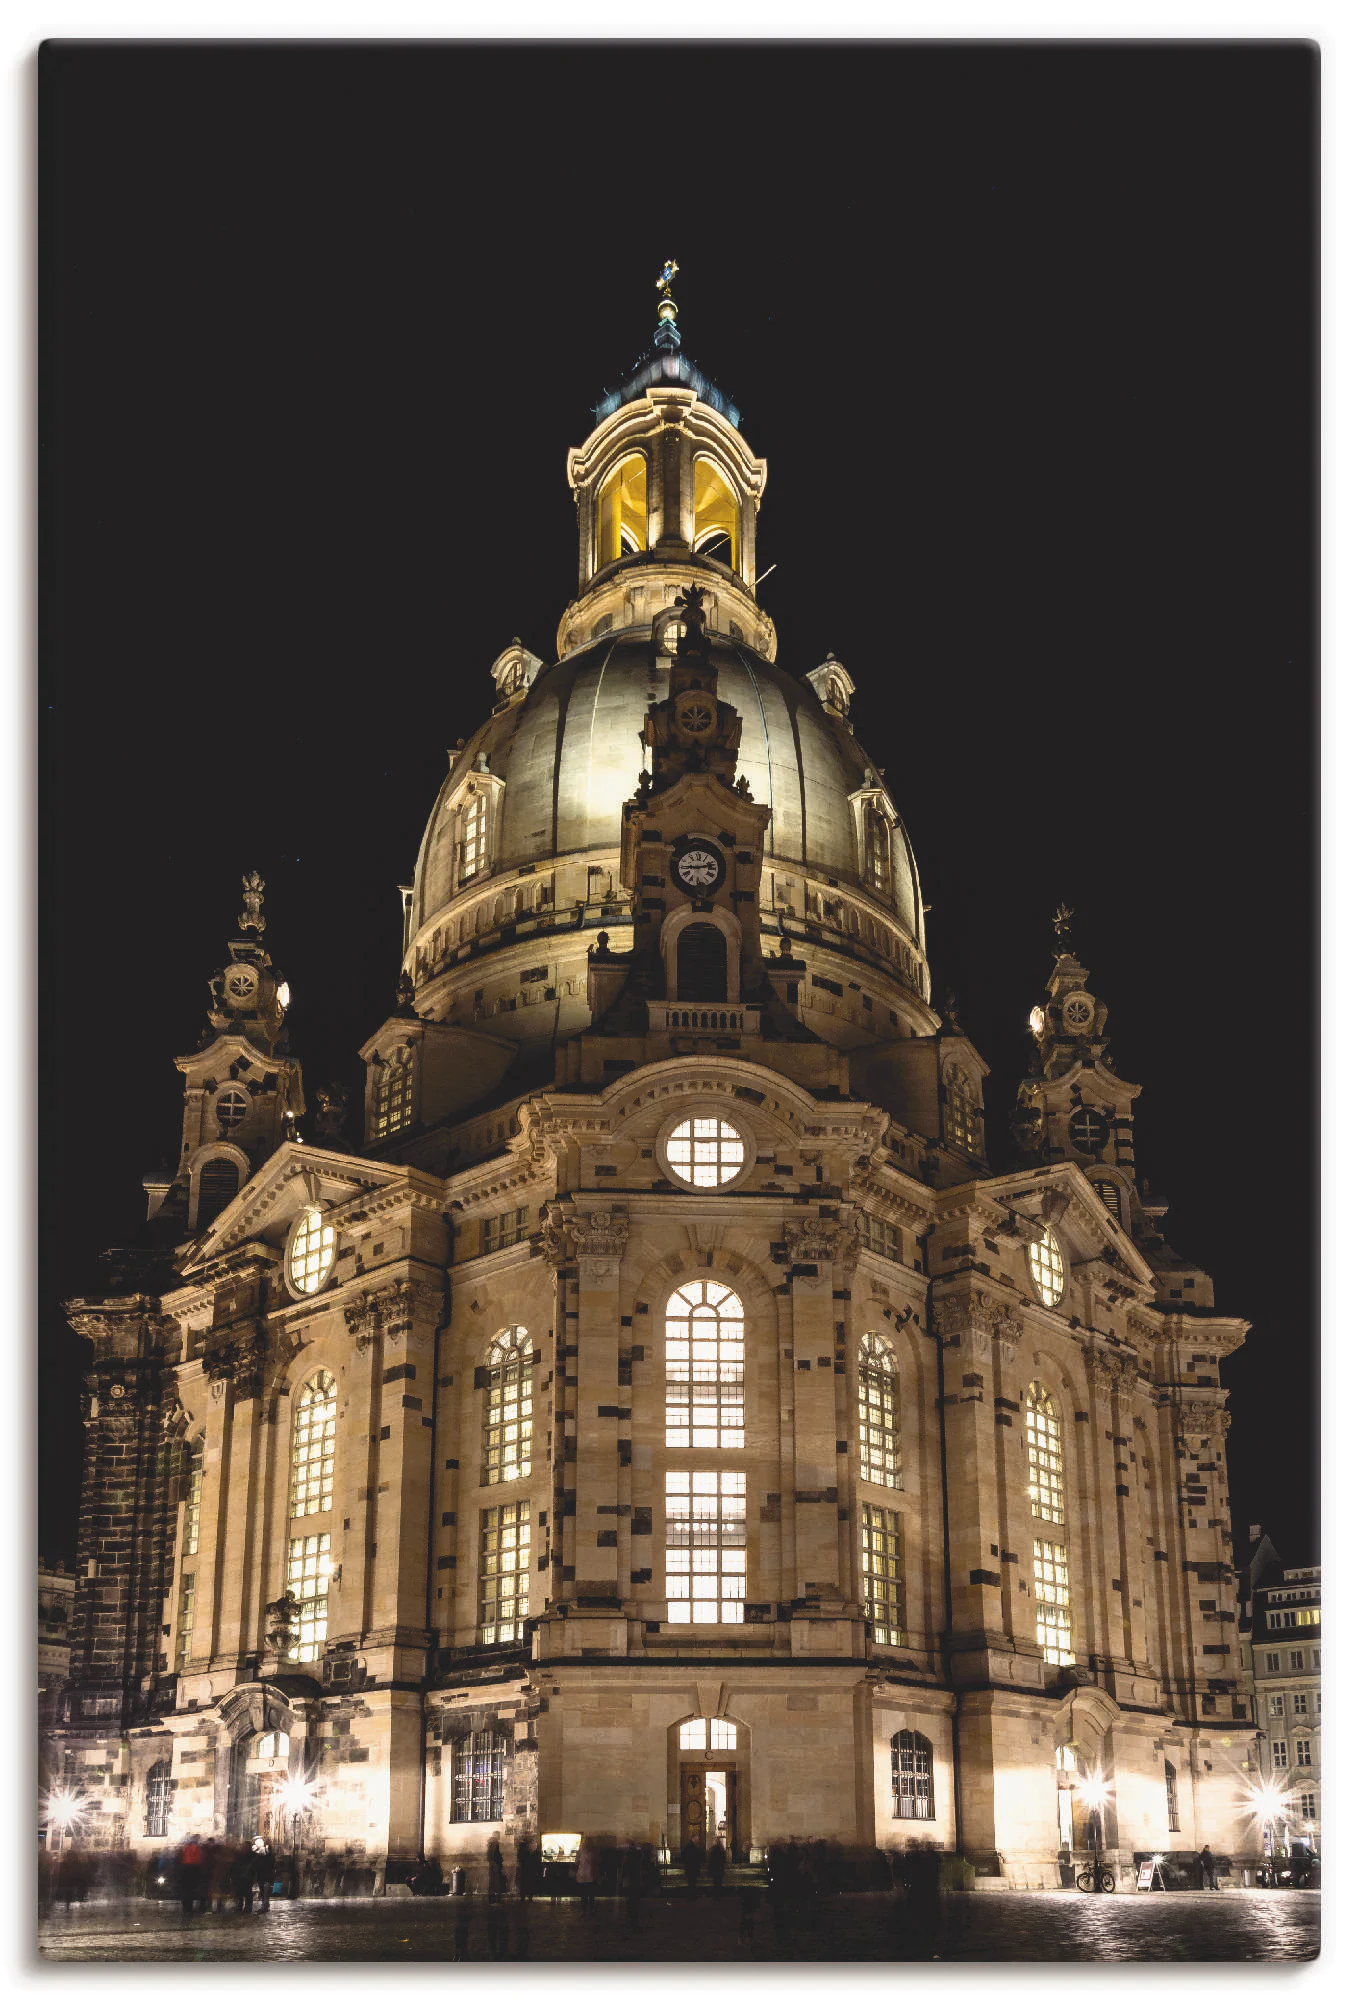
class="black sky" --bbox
[39,41,1318,1568]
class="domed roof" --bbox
[411,631,924,947]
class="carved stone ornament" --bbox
[541,1204,629,1279]
[783,1216,857,1268]
[345,1278,442,1353]
[201,1322,270,1400]
[934,1292,1020,1360]
[1080,1339,1138,1397]
[1173,1399,1231,1440]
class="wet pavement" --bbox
[36,1887,1320,1962]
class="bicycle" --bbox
[1075,1864,1116,1893]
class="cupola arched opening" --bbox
[596,452,648,569]
[675,920,729,1002]
[692,455,739,567]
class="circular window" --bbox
[215,1087,249,1134]
[1068,1106,1109,1153]
[288,1207,337,1296]
[1027,1227,1065,1307]
[662,1114,746,1189]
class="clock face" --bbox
[677,696,716,735]
[1062,991,1095,1031]
[672,842,725,894]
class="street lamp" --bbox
[1072,1772,1113,1886]
[43,1788,85,1857]
[279,1775,316,1898]
[1243,1777,1289,1883]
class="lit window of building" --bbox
[182,1434,203,1556]
[943,1066,979,1155]
[890,1730,935,1820]
[1028,1227,1065,1307]
[478,1500,531,1645]
[375,1046,415,1138]
[665,1280,744,1449]
[855,1212,903,1262]
[861,1504,905,1645]
[285,1534,331,1662]
[680,1718,736,1751]
[1024,1383,1065,1525]
[450,1727,507,1823]
[664,1116,744,1188]
[665,1470,745,1623]
[858,1333,901,1487]
[1034,1539,1075,1664]
[460,793,488,882]
[482,1206,530,1254]
[175,1572,195,1673]
[484,1326,533,1484]
[290,1371,336,1518]
[289,1207,336,1296]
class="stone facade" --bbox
[46,282,1257,1888]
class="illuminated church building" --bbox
[55,275,1252,1887]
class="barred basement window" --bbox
[858,1333,901,1488]
[375,1045,415,1138]
[1165,1761,1180,1832]
[1024,1383,1065,1525]
[665,1280,745,1449]
[1027,1226,1065,1307]
[290,1372,336,1518]
[942,1065,980,1155]
[451,1727,507,1823]
[285,1534,331,1662]
[1033,1539,1075,1664]
[484,1326,533,1484]
[664,1116,745,1188]
[182,1434,203,1556]
[665,1470,746,1623]
[460,793,488,883]
[479,1500,531,1645]
[855,1212,903,1263]
[145,1761,172,1840]
[482,1206,530,1254]
[176,1573,196,1672]
[861,1504,905,1645]
[890,1730,935,1820]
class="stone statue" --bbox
[394,969,417,1017]
[265,1588,300,1652]
[239,871,266,935]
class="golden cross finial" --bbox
[656,258,680,294]
[1051,903,1075,947]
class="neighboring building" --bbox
[39,1562,74,1724]
[1240,1529,1321,1856]
[47,275,1253,1888]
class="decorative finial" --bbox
[239,870,266,936]
[1051,903,1075,952]
[654,258,681,350]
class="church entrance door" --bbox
[680,1763,738,1850]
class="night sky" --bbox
[39,42,1317,1569]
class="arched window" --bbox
[1165,1760,1180,1832]
[450,1725,508,1823]
[943,1066,980,1156]
[483,1327,533,1484]
[1027,1227,1065,1307]
[890,1730,935,1820]
[858,1333,901,1487]
[864,807,891,893]
[288,1207,336,1296]
[375,1044,415,1139]
[144,1760,172,1839]
[459,792,488,883]
[675,921,728,1001]
[290,1372,336,1517]
[196,1158,239,1230]
[596,452,647,567]
[692,456,739,567]
[1024,1384,1064,1525]
[665,1281,745,1449]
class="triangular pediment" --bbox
[177,1140,444,1277]
[984,1162,1157,1293]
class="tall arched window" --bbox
[692,456,739,566]
[675,921,728,1002]
[864,807,891,893]
[1025,1382,1074,1664]
[596,451,647,566]
[450,1725,508,1823]
[1165,1760,1180,1832]
[1024,1384,1064,1525]
[943,1066,980,1156]
[290,1372,336,1518]
[665,1281,745,1448]
[858,1333,901,1487]
[375,1044,415,1139]
[890,1730,935,1820]
[1027,1226,1065,1307]
[196,1158,240,1230]
[459,792,488,883]
[483,1327,533,1484]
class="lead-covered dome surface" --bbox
[411,632,923,944]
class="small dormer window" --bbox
[596,452,647,567]
[459,793,488,883]
[865,808,891,894]
[692,456,739,569]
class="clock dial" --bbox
[678,848,720,888]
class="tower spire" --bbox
[654,257,681,351]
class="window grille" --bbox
[890,1730,935,1820]
[664,1116,745,1188]
[478,1500,531,1645]
[1034,1538,1075,1664]
[665,1281,745,1449]
[290,1372,336,1517]
[1024,1384,1065,1525]
[451,1728,506,1823]
[145,1761,173,1839]
[861,1504,905,1645]
[285,1534,331,1662]
[858,1333,902,1487]
[484,1327,533,1484]
[1092,1179,1122,1219]
[1027,1227,1065,1306]
[665,1470,745,1623]
[375,1046,415,1138]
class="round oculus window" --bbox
[1027,1226,1065,1307]
[1068,1106,1110,1153]
[215,1087,249,1133]
[663,1114,745,1189]
[1062,991,1096,1031]
[288,1206,337,1296]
